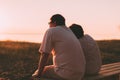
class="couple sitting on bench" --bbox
[32,14,102,80]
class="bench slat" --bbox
[101,62,120,67]
[84,62,120,80]
[101,64,120,71]
[84,70,120,80]
[100,67,120,74]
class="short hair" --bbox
[69,24,84,39]
[50,14,65,26]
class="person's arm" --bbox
[38,52,50,76]
[32,52,50,78]
[32,29,53,79]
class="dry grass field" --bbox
[0,40,120,80]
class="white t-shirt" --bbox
[40,26,86,80]
[79,34,102,75]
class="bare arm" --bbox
[38,52,49,76]
[32,52,50,78]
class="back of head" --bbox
[50,14,65,26]
[69,24,84,39]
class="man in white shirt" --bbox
[32,14,86,80]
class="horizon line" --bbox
[0,33,119,35]
[0,33,43,35]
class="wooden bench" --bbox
[34,62,120,80]
[83,62,120,80]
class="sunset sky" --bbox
[0,0,120,42]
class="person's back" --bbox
[32,15,86,80]
[79,34,102,74]
[69,24,102,75]
[47,26,86,80]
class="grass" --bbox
[0,41,40,80]
[97,40,120,64]
[0,40,120,80]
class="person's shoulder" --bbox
[46,27,56,32]
[84,34,96,42]
[85,34,93,39]
[49,26,63,31]
[46,27,60,35]
[84,34,91,37]
[44,28,55,36]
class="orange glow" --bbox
[0,0,120,42]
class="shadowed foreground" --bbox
[0,40,120,80]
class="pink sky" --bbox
[0,0,120,42]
